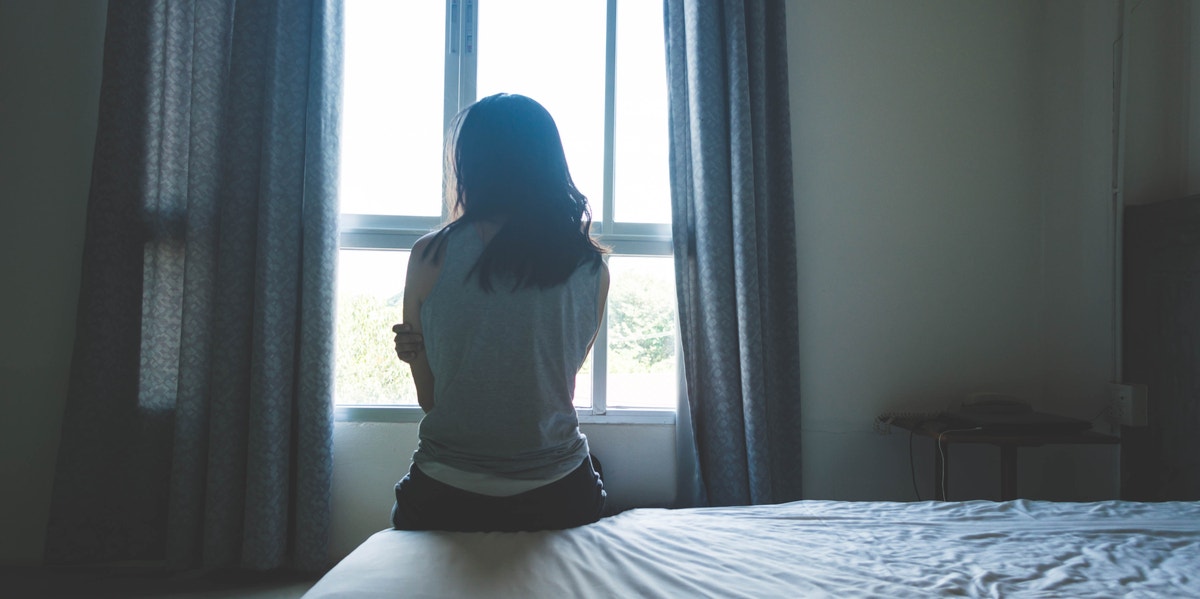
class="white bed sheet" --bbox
[304,499,1200,598]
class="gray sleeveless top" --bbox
[412,224,599,482]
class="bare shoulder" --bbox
[410,230,447,268]
[405,230,448,304]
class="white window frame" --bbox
[335,0,675,425]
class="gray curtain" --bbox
[44,0,341,572]
[666,0,801,507]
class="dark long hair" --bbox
[426,93,606,290]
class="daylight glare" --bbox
[336,1,676,409]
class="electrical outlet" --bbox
[873,416,891,435]
[1109,383,1148,427]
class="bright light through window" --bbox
[335,249,415,405]
[606,256,677,408]
[336,0,678,413]
[339,1,444,216]
[615,0,671,223]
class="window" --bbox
[335,0,676,420]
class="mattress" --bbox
[303,499,1200,598]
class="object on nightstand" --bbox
[961,393,1032,414]
[945,394,1092,433]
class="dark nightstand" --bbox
[887,416,1119,501]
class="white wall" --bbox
[1039,0,1121,416]
[1122,0,1192,205]
[787,0,1120,501]
[1037,0,1125,494]
[0,0,108,565]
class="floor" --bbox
[0,566,316,599]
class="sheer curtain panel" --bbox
[666,0,802,507]
[44,0,342,572]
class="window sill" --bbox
[334,405,676,425]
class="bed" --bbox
[303,499,1200,598]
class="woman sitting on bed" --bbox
[389,93,609,532]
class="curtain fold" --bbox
[666,0,801,507]
[45,0,341,572]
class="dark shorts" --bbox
[391,457,606,533]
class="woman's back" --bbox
[413,223,603,481]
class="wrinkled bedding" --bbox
[303,499,1200,598]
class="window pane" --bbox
[335,249,416,405]
[574,350,593,409]
[614,0,671,223]
[341,0,445,216]
[475,0,608,220]
[606,256,677,408]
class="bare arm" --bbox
[402,232,443,413]
[586,260,610,355]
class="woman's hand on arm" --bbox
[392,323,423,363]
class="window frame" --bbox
[335,0,676,425]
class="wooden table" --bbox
[888,417,1119,501]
